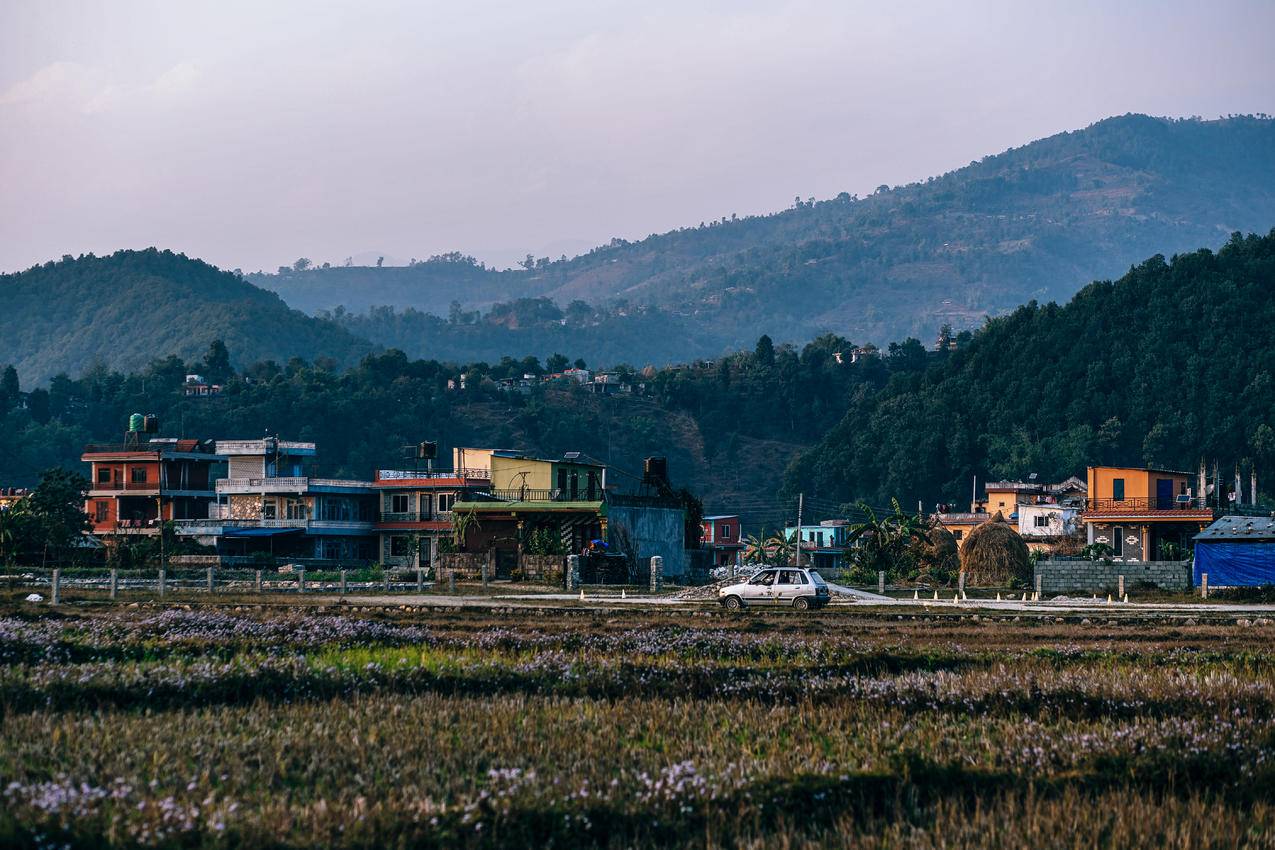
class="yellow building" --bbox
[452,447,606,499]
[1081,466,1213,562]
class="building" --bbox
[783,520,851,571]
[1080,466,1213,562]
[935,510,991,544]
[373,466,491,569]
[176,438,378,566]
[939,476,1086,553]
[1193,515,1275,587]
[702,515,743,567]
[0,487,30,510]
[82,425,224,539]
[182,373,222,398]
[1016,502,1082,553]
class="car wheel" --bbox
[723,595,743,611]
[793,596,811,611]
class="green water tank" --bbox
[128,413,144,432]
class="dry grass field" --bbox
[2,601,1273,848]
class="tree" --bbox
[376,256,384,268]
[293,258,312,272]
[546,353,570,373]
[24,468,90,567]
[1,364,18,399]
[202,339,233,383]
[26,388,50,424]
[754,335,775,367]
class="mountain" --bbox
[0,249,374,384]
[258,115,1275,357]
[784,229,1275,509]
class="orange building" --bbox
[82,438,223,538]
[1081,466,1213,562]
[373,468,492,569]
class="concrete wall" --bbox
[1034,559,1191,593]
[606,503,687,578]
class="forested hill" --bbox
[0,249,373,383]
[785,229,1275,508]
[261,115,1275,355]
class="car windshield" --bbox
[807,570,827,587]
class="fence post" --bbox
[206,566,214,594]
[958,570,966,596]
[566,555,578,592]
[297,568,306,594]
[109,568,118,600]
[384,568,391,593]
[1118,575,1125,598]
[1034,573,1042,598]
[340,569,347,596]
[1201,573,1208,599]
[255,569,262,594]
[448,566,456,594]
[416,566,424,593]
[481,557,489,590]
[878,570,886,595]
[732,551,740,578]
[51,569,61,605]
[158,568,166,599]
[650,555,663,593]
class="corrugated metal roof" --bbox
[1195,515,1275,541]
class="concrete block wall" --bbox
[1034,559,1190,594]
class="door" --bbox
[742,570,778,604]
[774,570,805,604]
[1156,479,1173,510]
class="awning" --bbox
[222,527,304,538]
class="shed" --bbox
[1193,515,1275,586]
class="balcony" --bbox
[90,481,161,492]
[474,488,602,503]
[375,468,491,481]
[215,477,374,495]
[1082,497,1213,519]
[173,518,374,535]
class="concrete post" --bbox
[1034,573,1042,597]
[565,555,578,592]
[297,568,306,594]
[481,557,489,589]
[1118,575,1125,598]
[416,566,424,593]
[340,569,347,596]
[732,551,740,578]
[206,567,214,594]
[158,568,166,598]
[384,569,391,592]
[51,569,61,605]
[1201,573,1208,599]
[448,568,456,594]
[958,570,966,596]
[878,570,886,595]
[650,555,663,593]
[109,568,118,600]
[254,569,262,594]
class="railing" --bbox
[1084,497,1210,513]
[172,518,374,532]
[380,511,420,522]
[215,476,374,493]
[376,468,491,481]
[91,481,161,491]
[470,488,601,503]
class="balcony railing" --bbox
[215,476,374,494]
[91,481,160,491]
[1084,497,1210,514]
[376,468,491,481]
[470,488,601,503]
[380,511,422,522]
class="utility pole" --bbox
[795,493,803,567]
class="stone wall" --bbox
[520,554,564,585]
[1034,559,1191,593]
[438,552,489,581]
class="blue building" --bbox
[1193,515,1275,587]
[783,520,851,571]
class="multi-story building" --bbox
[373,466,491,569]
[0,487,30,510]
[1081,466,1214,562]
[82,432,223,538]
[176,439,377,566]
[701,515,743,566]
[783,520,851,571]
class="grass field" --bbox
[2,601,1274,848]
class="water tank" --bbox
[143,414,159,433]
[128,413,144,432]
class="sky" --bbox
[1,0,1272,273]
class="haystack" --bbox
[911,522,959,579]
[959,511,1031,586]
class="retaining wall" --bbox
[1034,559,1191,593]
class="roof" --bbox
[489,449,606,468]
[1088,465,1196,477]
[1195,515,1275,541]
[703,515,739,521]
[452,499,605,514]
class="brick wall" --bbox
[1034,559,1190,593]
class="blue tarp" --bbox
[1194,542,1275,587]
[222,527,303,538]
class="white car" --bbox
[718,567,830,611]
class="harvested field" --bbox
[2,603,1274,848]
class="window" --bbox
[437,493,454,513]
[1112,478,1125,501]
[718,524,730,540]
[97,468,111,484]
[953,530,963,540]
[130,467,148,484]
[285,498,306,520]
[262,501,277,519]
[420,493,433,518]
[1113,526,1124,557]
[389,536,412,557]
[1034,515,1051,528]
[94,501,109,522]
[390,493,410,514]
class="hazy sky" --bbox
[2,0,1272,273]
